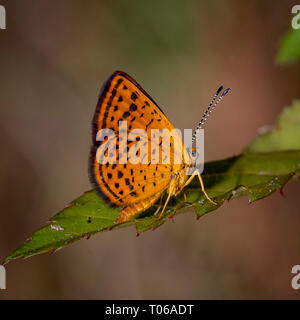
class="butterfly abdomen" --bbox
[117,192,163,223]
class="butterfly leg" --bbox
[182,170,197,189]
[196,171,216,205]
[153,193,164,216]
[183,169,216,205]
[157,185,175,220]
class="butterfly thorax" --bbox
[168,160,194,197]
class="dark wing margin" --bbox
[89,72,123,206]
[114,71,166,116]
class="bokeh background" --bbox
[1,0,300,299]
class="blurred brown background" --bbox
[1,0,300,299]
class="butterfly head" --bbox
[185,146,199,165]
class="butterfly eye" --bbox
[191,150,198,158]
[187,147,198,160]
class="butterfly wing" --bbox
[90,71,185,215]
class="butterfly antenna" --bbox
[191,86,231,144]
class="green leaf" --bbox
[245,100,300,153]
[277,29,300,64]
[4,102,300,264]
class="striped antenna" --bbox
[191,86,231,144]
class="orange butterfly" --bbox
[90,71,231,223]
